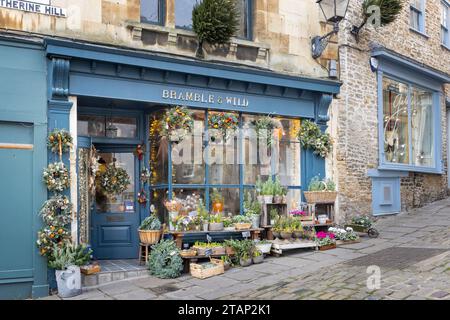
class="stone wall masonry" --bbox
[329,0,450,223]
[0,0,336,78]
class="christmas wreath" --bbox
[192,0,239,58]
[297,120,332,158]
[161,106,194,142]
[140,167,151,184]
[148,239,183,279]
[47,128,73,154]
[99,164,131,195]
[43,162,70,192]
[40,195,72,226]
[208,112,239,142]
[37,226,70,257]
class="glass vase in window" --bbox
[382,78,410,164]
[411,87,433,167]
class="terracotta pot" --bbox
[273,196,282,204]
[212,202,224,213]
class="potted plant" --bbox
[210,188,224,213]
[315,231,336,251]
[281,187,288,204]
[272,178,283,204]
[303,176,337,204]
[272,218,281,239]
[254,240,272,254]
[269,208,278,225]
[232,214,252,230]
[208,213,224,231]
[138,213,162,245]
[261,178,274,204]
[223,217,235,231]
[243,191,261,228]
[221,255,232,271]
[196,199,209,231]
[291,218,304,239]
[49,243,92,298]
[255,177,264,203]
[329,226,360,245]
[252,250,264,264]
[224,239,236,255]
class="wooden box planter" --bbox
[304,191,337,204]
[190,259,225,279]
[180,249,198,257]
[138,229,162,245]
[212,246,226,255]
[319,243,336,251]
[235,223,252,230]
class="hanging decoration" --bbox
[43,162,71,192]
[161,106,194,142]
[297,120,333,158]
[251,115,281,146]
[140,167,151,184]
[192,0,239,58]
[208,112,239,142]
[37,226,71,258]
[47,128,73,155]
[40,195,72,227]
[99,163,131,195]
[137,189,148,205]
[135,144,145,161]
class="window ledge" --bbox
[126,21,270,60]
[378,164,443,175]
[442,44,450,52]
[409,27,430,39]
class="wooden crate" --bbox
[190,258,224,279]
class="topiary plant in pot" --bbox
[192,0,240,58]
[138,214,162,245]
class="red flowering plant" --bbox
[314,231,336,246]
[208,112,239,142]
[289,209,307,216]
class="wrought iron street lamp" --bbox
[311,0,350,59]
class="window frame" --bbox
[150,109,303,214]
[410,0,426,35]
[140,0,165,26]
[174,0,253,40]
[377,73,442,174]
[442,0,450,48]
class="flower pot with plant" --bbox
[208,213,224,231]
[255,177,264,204]
[255,240,272,254]
[138,213,162,245]
[210,188,224,214]
[315,231,336,250]
[269,208,278,226]
[223,217,235,231]
[243,191,261,228]
[49,243,92,298]
[261,178,274,204]
[252,250,264,264]
[232,214,252,230]
[272,178,283,204]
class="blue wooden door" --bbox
[91,146,140,259]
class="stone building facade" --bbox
[328,0,450,221]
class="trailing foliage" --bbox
[48,243,92,270]
[362,0,403,26]
[192,0,239,57]
[148,240,183,279]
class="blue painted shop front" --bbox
[45,38,341,262]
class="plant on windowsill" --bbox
[138,207,162,245]
[297,120,332,158]
[192,0,239,58]
[160,106,194,142]
[303,176,337,204]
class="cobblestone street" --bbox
[43,198,450,301]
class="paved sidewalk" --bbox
[42,198,450,300]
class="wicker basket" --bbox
[190,258,225,279]
[138,229,162,245]
[235,223,252,230]
[303,191,337,204]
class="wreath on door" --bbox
[98,164,131,195]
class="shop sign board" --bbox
[0,0,66,17]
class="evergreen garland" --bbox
[192,0,240,57]
[148,240,183,279]
[362,0,403,26]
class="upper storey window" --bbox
[410,0,426,34]
[442,1,449,47]
[141,0,164,25]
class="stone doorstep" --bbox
[82,269,149,288]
